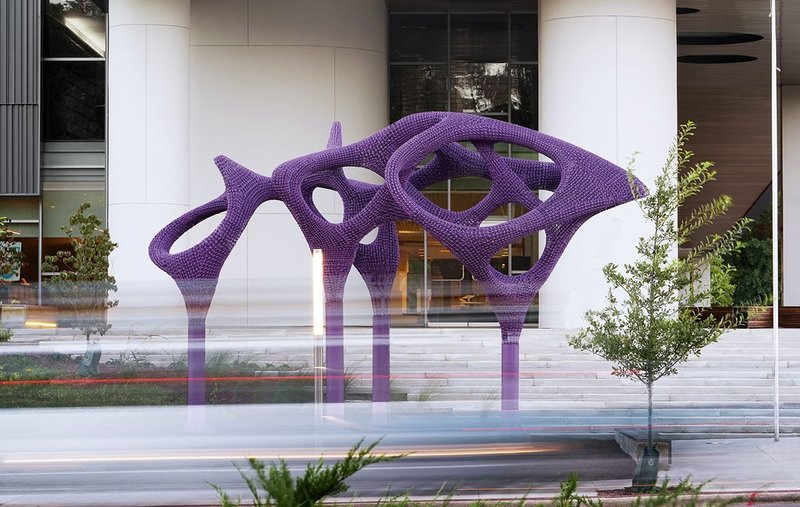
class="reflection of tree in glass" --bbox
[452,63,508,114]
[45,0,105,58]
[48,0,104,20]
[390,66,447,121]
[43,62,105,141]
[511,66,536,129]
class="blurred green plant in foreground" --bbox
[212,439,403,507]
[213,440,741,507]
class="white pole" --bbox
[312,249,325,408]
[770,0,781,442]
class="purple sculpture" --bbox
[149,112,645,409]
[149,157,275,404]
[384,114,646,409]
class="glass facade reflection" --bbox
[0,0,107,306]
[389,11,539,327]
[43,0,106,58]
[41,0,108,284]
[42,61,106,140]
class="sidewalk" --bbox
[659,436,800,496]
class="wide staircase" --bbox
[339,327,800,435]
[11,326,800,435]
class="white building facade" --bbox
[1,0,788,331]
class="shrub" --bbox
[212,439,402,507]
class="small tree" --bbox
[568,122,748,486]
[43,203,118,372]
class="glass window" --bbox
[450,14,508,63]
[44,0,107,58]
[511,64,537,130]
[450,177,491,212]
[510,13,537,62]
[450,62,508,114]
[0,198,40,300]
[389,11,539,326]
[390,65,448,122]
[389,14,447,62]
[42,189,105,238]
[0,198,39,221]
[42,61,106,141]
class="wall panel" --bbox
[0,0,40,195]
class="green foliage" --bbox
[625,478,739,507]
[106,349,155,377]
[0,382,180,408]
[213,463,741,507]
[415,380,440,402]
[0,353,73,380]
[0,216,26,341]
[568,122,747,448]
[212,439,403,507]
[0,364,21,381]
[0,215,26,281]
[42,202,118,341]
[709,257,736,307]
[724,206,773,306]
[548,473,602,507]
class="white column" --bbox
[538,0,677,328]
[190,0,387,327]
[782,86,800,305]
[108,0,191,328]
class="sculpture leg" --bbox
[372,309,390,402]
[501,339,520,411]
[326,299,345,403]
[187,317,207,406]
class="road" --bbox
[0,404,636,506]
[1,442,634,504]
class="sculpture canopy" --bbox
[149,112,646,409]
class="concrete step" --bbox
[11,328,800,430]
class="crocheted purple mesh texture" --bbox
[149,112,646,409]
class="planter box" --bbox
[690,307,744,327]
[691,306,800,328]
[24,305,58,328]
[745,307,772,328]
[0,304,26,328]
[615,429,671,471]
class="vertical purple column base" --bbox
[187,319,207,406]
[372,311,391,402]
[326,300,345,404]
[501,341,519,411]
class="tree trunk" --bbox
[632,381,660,492]
[80,338,101,376]
[647,382,654,450]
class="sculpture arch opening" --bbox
[311,187,345,224]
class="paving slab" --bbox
[661,436,800,493]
